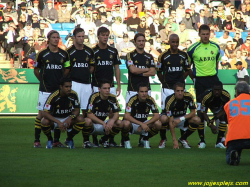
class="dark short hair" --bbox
[213,81,223,89]
[98,79,111,88]
[173,82,185,90]
[137,82,149,91]
[59,76,72,86]
[198,24,210,34]
[73,27,85,36]
[97,26,110,36]
[134,32,145,42]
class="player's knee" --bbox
[115,119,123,128]
[154,120,162,130]
[76,115,84,122]
[41,118,50,126]
[84,117,92,126]
[123,120,131,129]
[160,115,169,124]
[190,116,201,125]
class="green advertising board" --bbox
[0,68,240,114]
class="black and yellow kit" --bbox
[43,90,80,118]
[163,92,196,118]
[87,92,121,121]
[92,45,121,87]
[67,44,95,84]
[157,49,190,89]
[35,47,70,92]
[126,95,159,122]
[126,50,155,91]
[198,89,231,113]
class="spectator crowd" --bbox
[1,0,250,70]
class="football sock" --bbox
[181,123,198,140]
[180,129,185,137]
[160,122,168,140]
[143,127,158,140]
[67,122,84,141]
[216,123,227,144]
[53,128,61,143]
[121,128,130,141]
[108,126,122,140]
[34,117,41,142]
[198,122,205,142]
[41,123,52,141]
[82,123,93,142]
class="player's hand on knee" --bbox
[141,123,149,132]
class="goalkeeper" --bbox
[197,81,231,149]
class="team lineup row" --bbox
[33,24,224,150]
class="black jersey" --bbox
[87,92,121,121]
[43,90,80,118]
[126,95,159,122]
[35,47,70,92]
[126,50,155,91]
[163,92,196,118]
[67,45,95,84]
[198,89,230,113]
[92,45,121,87]
[157,49,190,89]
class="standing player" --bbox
[161,82,200,149]
[65,28,95,148]
[92,27,121,96]
[41,77,92,149]
[122,83,161,149]
[33,30,70,148]
[87,79,123,148]
[157,34,193,148]
[198,82,230,148]
[125,32,155,103]
[91,27,121,146]
[65,27,95,116]
[187,24,221,148]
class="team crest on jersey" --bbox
[46,60,49,63]
[86,56,89,61]
[211,51,214,55]
[135,60,138,63]
[110,54,113,59]
[61,58,64,63]
[167,62,171,65]
[126,106,131,112]
[73,58,76,61]
[44,104,51,110]
[97,56,101,59]
[145,107,149,112]
[56,105,60,108]
[180,59,183,64]
[89,104,93,110]
[146,60,149,65]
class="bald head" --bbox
[169,34,179,52]
[169,34,179,42]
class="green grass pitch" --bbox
[0,117,249,187]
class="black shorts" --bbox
[195,75,220,98]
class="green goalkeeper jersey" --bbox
[187,41,221,77]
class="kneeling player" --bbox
[122,83,161,149]
[197,81,230,149]
[86,79,123,148]
[41,77,92,149]
[160,82,200,149]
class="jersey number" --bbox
[229,100,250,117]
